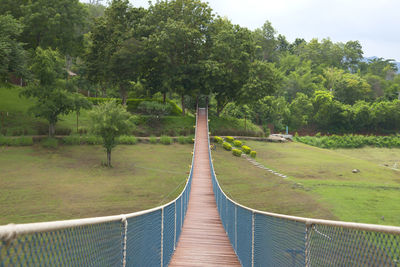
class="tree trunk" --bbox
[107,149,112,167]
[121,86,127,106]
[244,115,247,132]
[49,123,55,137]
[181,94,185,116]
[163,92,166,104]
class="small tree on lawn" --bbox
[89,101,135,167]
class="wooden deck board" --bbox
[169,109,241,267]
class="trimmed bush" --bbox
[84,135,102,145]
[178,136,186,144]
[223,142,232,151]
[232,148,242,157]
[186,135,195,144]
[0,136,33,146]
[117,135,137,145]
[214,136,223,144]
[78,127,88,135]
[242,145,251,154]
[250,151,257,158]
[137,101,172,116]
[63,135,81,145]
[225,136,234,143]
[160,135,172,145]
[41,138,58,149]
[233,140,242,147]
[149,135,157,144]
[55,127,72,136]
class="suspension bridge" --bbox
[1,107,400,266]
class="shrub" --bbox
[137,101,172,116]
[178,136,186,144]
[250,151,257,158]
[232,149,242,157]
[186,135,195,144]
[242,145,251,154]
[63,135,81,145]
[117,135,137,145]
[160,135,172,145]
[0,136,33,146]
[264,127,271,137]
[225,136,234,143]
[214,136,223,144]
[41,138,58,149]
[55,127,72,136]
[16,136,33,146]
[149,135,157,144]
[0,136,12,146]
[85,135,102,145]
[78,127,88,135]
[233,140,242,147]
[223,142,232,151]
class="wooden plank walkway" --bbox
[169,109,241,267]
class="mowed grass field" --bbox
[0,144,192,225]
[212,141,400,226]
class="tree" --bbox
[21,47,90,136]
[89,101,135,167]
[0,15,28,81]
[332,73,372,105]
[203,18,253,116]
[288,93,313,130]
[253,20,278,62]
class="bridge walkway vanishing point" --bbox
[169,108,241,266]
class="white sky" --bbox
[99,0,400,61]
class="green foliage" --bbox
[223,142,232,151]
[232,148,242,157]
[137,101,172,116]
[225,136,234,143]
[117,135,137,145]
[295,134,400,149]
[160,135,172,145]
[250,151,257,158]
[149,135,157,144]
[214,136,223,144]
[90,100,135,166]
[233,140,242,147]
[186,135,195,144]
[0,136,33,146]
[41,138,58,149]
[242,145,251,154]
[178,136,186,144]
[62,135,81,145]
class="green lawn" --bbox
[213,141,400,226]
[0,144,192,225]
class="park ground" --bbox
[213,141,400,226]
[0,144,192,225]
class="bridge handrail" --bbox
[206,107,400,266]
[0,107,198,267]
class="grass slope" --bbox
[214,141,400,226]
[0,144,192,224]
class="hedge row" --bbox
[295,134,400,149]
[88,98,182,116]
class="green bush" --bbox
[225,136,234,143]
[242,145,251,154]
[0,136,33,146]
[55,127,72,136]
[137,101,172,116]
[149,135,157,144]
[250,151,257,158]
[232,148,242,157]
[214,136,223,144]
[84,135,102,145]
[233,140,242,147]
[63,135,81,145]
[223,142,232,151]
[178,136,186,144]
[186,135,195,144]
[294,134,400,149]
[41,138,58,149]
[78,127,88,135]
[0,136,12,146]
[117,135,137,145]
[160,135,172,145]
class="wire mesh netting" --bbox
[307,224,400,266]
[0,221,123,267]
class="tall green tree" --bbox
[90,101,135,167]
[22,47,90,136]
[0,14,28,81]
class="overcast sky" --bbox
[99,0,400,61]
